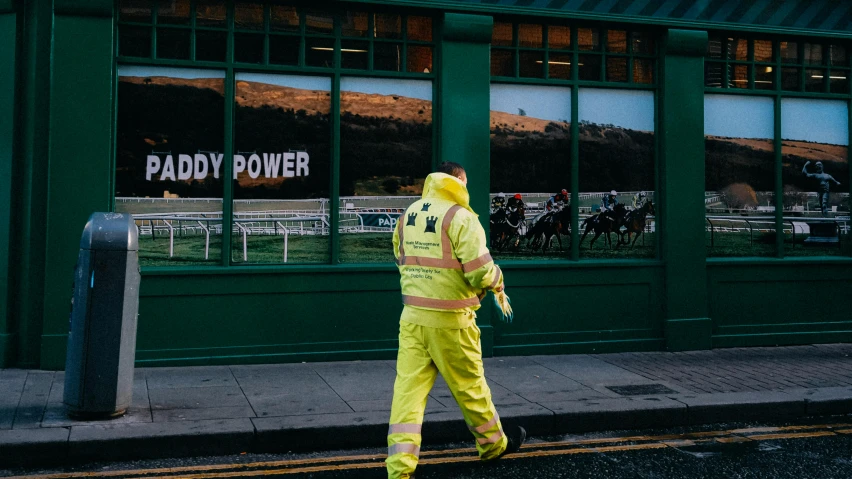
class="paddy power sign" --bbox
[145,152,310,181]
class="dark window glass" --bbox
[196,30,227,62]
[519,51,544,78]
[707,37,723,59]
[781,41,798,63]
[157,28,191,59]
[342,11,368,37]
[269,35,300,65]
[754,65,774,90]
[341,40,369,69]
[634,59,654,84]
[407,46,433,73]
[518,24,542,48]
[548,25,570,50]
[806,69,826,92]
[578,54,601,81]
[754,40,773,62]
[120,0,151,23]
[234,2,264,30]
[491,49,514,76]
[548,53,571,80]
[119,26,151,57]
[829,45,848,66]
[234,33,264,63]
[727,38,747,61]
[830,74,850,94]
[374,42,403,71]
[606,57,628,82]
[195,0,226,28]
[305,10,334,35]
[705,62,723,87]
[607,30,627,53]
[407,16,433,42]
[271,5,300,32]
[492,22,513,47]
[633,31,655,55]
[375,14,402,39]
[804,43,823,65]
[729,64,748,88]
[578,28,599,51]
[305,37,334,67]
[782,67,800,91]
[157,0,190,25]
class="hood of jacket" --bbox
[421,173,475,214]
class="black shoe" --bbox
[497,426,526,459]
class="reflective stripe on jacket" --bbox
[393,173,503,313]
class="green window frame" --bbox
[489,19,660,262]
[115,0,437,267]
[704,32,852,259]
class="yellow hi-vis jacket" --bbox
[393,173,504,319]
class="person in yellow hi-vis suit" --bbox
[387,162,525,479]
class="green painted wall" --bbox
[40,10,116,369]
[660,29,712,351]
[0,5,17,366]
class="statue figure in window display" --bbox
[802,161,841,216]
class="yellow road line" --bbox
[8,423,850,479]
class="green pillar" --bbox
[0,1,18,366]
[660,29,711,351]
[438,13,494,354]
[40,0,115,369]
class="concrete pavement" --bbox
[2,343,852,467]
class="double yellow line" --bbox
[9,422,852,479]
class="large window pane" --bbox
[232,74,332,264]
[115,67,225,266]
[781,99,850,256]
[339,78,432,263]
[489,84,571,258]
[578,89,655,258]
[705,95,775,257]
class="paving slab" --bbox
[541,397,688,432]
[68,418,254,461]
[347,396,449,413]
[243,387,353,417]
[230,363,324,389]
[253,411,388,452]
[313,361,396,402]
[529,354,655,386]
[672,391,806,425]
[153,406,256,422]
[12,372,54,429]
[0,427,70,467]
[143,366,237,389]
[783,387,852,416]
[149,386,250,410]
[484,357,587,395]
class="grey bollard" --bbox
[64,212,141,419]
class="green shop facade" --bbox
[2,0,852,369]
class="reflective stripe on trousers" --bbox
[386,320,508,479]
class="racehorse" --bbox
[617,201,655,248]
[526,207,571,253]
[490,206,526,251]
[579,204,627,249]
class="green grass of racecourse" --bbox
[706,230,851,258]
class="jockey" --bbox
[491,192,507,213]
[506,193,524,213]
[596,190,618,224]
[632,191,647,210]
[546,189,569,212]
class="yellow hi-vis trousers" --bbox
[386,320,508,479]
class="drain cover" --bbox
[606,384,678,396]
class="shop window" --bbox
[489,84,571,259]
[234,2,264,30]
[338,78,433,263]
[578,89,656,258]
[704,95,776,257]
[157,0,190,25]
[115,66,225,266]
[407,17,432,42]
[781,99,850,256]
[232,74,332,264]
[196,0,226,28]
[120,0,152,23]
[270,5,299,32]
[157,28,191,60]
[548,26,570,50]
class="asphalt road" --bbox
[4,419,852,479]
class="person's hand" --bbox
[492,290,513,323]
